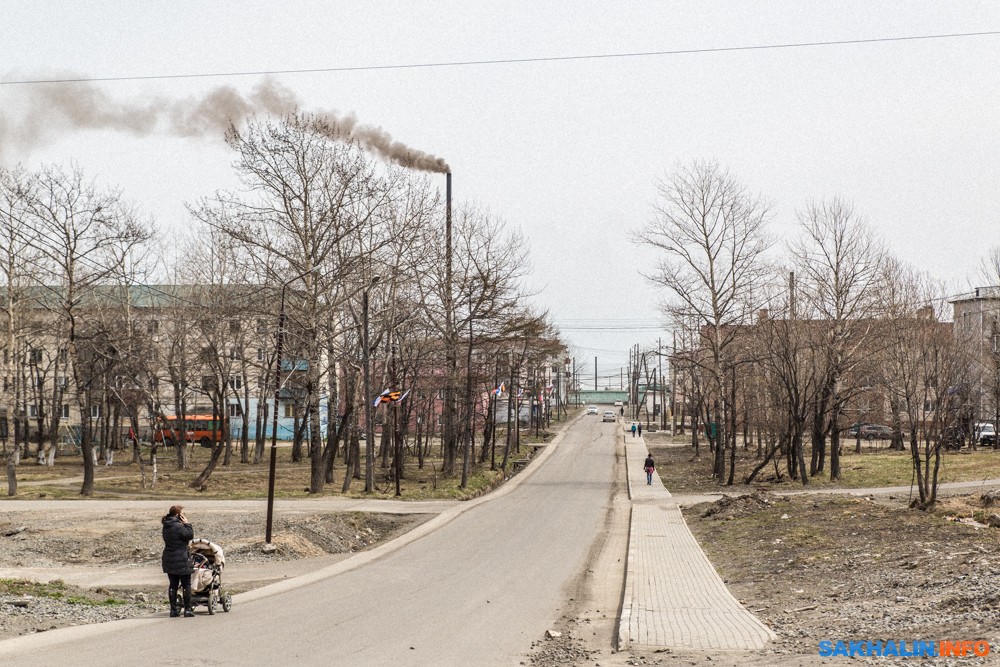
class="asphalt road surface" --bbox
[0,413,619,666]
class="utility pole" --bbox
[659,337,664,431]
[671,330,678,436]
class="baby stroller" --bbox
[188,538,232,615]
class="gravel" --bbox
[0,509,424,640]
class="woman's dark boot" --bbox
[168,589,180,617]
[182,589,195,617]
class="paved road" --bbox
[0,413,619,666]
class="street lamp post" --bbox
[265,269,313,546]
[363,276,381,493]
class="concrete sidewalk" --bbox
[618,433,775,651]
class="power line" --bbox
[2,31,998,86]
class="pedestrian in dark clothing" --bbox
[619,406,624,417]
[638,423,643,438]
[643,454,655,485]
[631,423,637,438]
[162,505,194,617]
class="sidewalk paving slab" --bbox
[619,435,775,651]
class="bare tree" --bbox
[879,263,967,508]
[26,164,151,496]
[636,160,772,484]
[0,166,45,494]
[195,112,398,494]
[791,198,887,480]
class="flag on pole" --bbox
[493,382,505,397]
[374,388,410,407]
[373,389,392,407]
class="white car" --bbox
[602,411,616,422]
[587,405,598,415]
[976,422,996,446]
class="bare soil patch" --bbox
[685,491,1000,662]
[0,509,426,641]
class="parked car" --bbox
[602,411,616,422]
[859,424,895,441]
[587,405,599,415]
[844,423,865,438]
[976,422,997,447]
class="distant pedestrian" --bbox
[162,505,195,618]
[643,454,655,485]
[619,406,624,417]
[638,423,643,438]
[631,423,637,438]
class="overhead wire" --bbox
[1,31,997,86]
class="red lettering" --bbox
[940,640,962,657]
[974,640,990,657]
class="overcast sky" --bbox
[2,2,999,387]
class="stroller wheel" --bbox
[222,592,232,612]
[207,589,217,615]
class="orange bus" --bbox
[153,415,226,448]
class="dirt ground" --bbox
[0,509,425,640]
[685,491,1000,665]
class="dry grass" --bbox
[645,431,1000,493]
[3,430,558,501]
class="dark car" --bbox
[844,423,865,438]
[859,424,894,441]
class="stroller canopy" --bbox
[188,538,225,569]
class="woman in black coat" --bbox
[162,505,194,617]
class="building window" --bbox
[147,320,159,334]
[283,403,294,418]
[256,320,269,334]
[229,319,241,333]
[61,404,70,419]
[2,349,7,364]
[58,348,68,363]
[228,403,242,418]
[228,347,240,360]
[229,375,243,391]
[56,375,67,388]
[2,376,7,391]
[91,405,102,419]
[28,348,42,364]
[28,404,38,418]
[257,348,266,362]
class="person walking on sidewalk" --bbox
[643,454,655,485]
[631,423,637,438]
[638,423,643,438]
[162,505,195,617]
